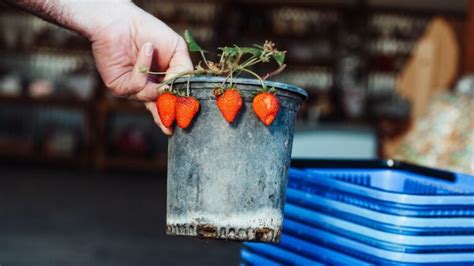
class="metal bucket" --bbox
[166,76,307,243]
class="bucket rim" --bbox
[173,76,308,100]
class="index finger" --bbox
[134,37,193,101]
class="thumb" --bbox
[135,38,193,100]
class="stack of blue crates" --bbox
[241,160,474,265]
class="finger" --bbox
[135,38,192,101]
[130,81,161,102]
[127,42,154,96]
[163,37,194,82]
[145,101,173,135]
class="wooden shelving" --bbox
[0,47,92,56]
[0,94,92,109]
[104,99,148,113]
[0,147,89,167]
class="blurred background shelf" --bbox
[0,94,93,109]
[104,156,167,172]
[0,0,470,172]
[0,144,89,168]
[104,99,148,113]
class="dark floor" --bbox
[0,165,241,266]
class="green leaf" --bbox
[184,30,203,52]
[219,46,262,58]
[220,47,239,58]
[272,51,286,66]
[239,47,262,57]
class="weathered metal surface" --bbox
[167,223,282,242]
[166,76,307,243]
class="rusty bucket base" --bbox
[166,223,282,243]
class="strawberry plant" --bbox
[142,30,287,126]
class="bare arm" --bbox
[4,0,132,39]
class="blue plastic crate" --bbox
[244,234,369,266]
[243,241,324,265]
[241,160,474,265]
[243,218,474,265]
[289,166,474,217]
[283,218,474,265]
[240,249,281,266]
[284,202,474,253]
[286,187,474,235]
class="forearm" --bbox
[3,0,135,39]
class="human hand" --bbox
[3,0,192,135]
[88,2,192,135]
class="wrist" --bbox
[5,0,137,39]
[60,0,136,40]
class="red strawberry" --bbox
[252,92,280,126]
[176,96,200,129]
[156,92,177,127]
[215,88,243,123]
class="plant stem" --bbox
[186,75,191,97]
[234,71,243,78]
[262,64,287,80]
[240,57,261,69]
[147,71,168,75]
[238,67,266,90]
[219,53,225,71]
[234,53,243,66]
[156,70,195,90]
[170,76,175,91]
[219,52,225,64]
[221,72,232,88]
[200,51,211,68]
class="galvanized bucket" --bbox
[166,76,307,243]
